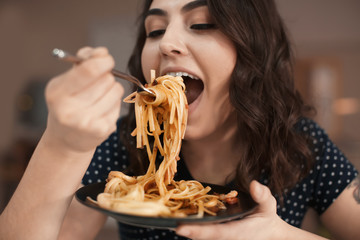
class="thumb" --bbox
[249,180,277,214]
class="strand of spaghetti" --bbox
[153,120,165,156]
[144,146,157,178]
[134,96,143,148]
[148,105,155,132]
[139,99,153,159]
[123,91,136,103]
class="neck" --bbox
[181,114,241,185]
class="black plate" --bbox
[75,182,257,229]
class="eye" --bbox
[190,23,216,30]
[147,29,166,38]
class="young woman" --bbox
[1,0,359,239]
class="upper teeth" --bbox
[166,72,199,80]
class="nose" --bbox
[159,24,188,57]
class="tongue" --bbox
[184,77,204,104]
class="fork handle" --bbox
[52,48,82,63]
[52,48,137,84]
[52,48,155,97]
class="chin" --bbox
[183,123,212,142]
[183,125,201,141]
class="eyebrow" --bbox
[182,0,207,12]
[144,0,208,19]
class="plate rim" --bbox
[75,181,258,229]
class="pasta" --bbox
[95,71,228,217]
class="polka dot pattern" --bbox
[82,118,358,238]
[275,118,358,227]
[82,120,129,185]
[117,223,189,240]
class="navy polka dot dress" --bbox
[82,118,358,239]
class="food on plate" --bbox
[94,71,237,217]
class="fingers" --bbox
[44,46,123,153]
[249,180,277,215]
[176,223,232,240]
[78,81,123,132]
[65,53,115,95]
[77,46,109,59]
[48,46,115,99]
[53,80,123,137]
[73,73,117,106]
[176,182,280,240]
[46,46,117,106]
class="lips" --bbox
[164,72,204,105]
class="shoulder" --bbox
[296,117,326,140]
[296,117,340,158]
[296,118,358,213]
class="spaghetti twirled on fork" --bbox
[95,71,226,217]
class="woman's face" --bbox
[141,0,237,141]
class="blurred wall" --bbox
[0,0,141,152]
[276,0,360,170]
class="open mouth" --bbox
[166,72,204,104]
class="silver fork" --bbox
[52,48,155,97]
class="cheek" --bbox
[205,44,236,94]
[213,45,236,78]
[141,43,157,83]
[199,35,237,83]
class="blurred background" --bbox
[0,0,359,239]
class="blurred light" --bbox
[332,98,359,115]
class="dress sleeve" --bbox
[302,119,359,214]
[82,119,130,185]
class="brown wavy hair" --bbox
[120,0,314,196]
